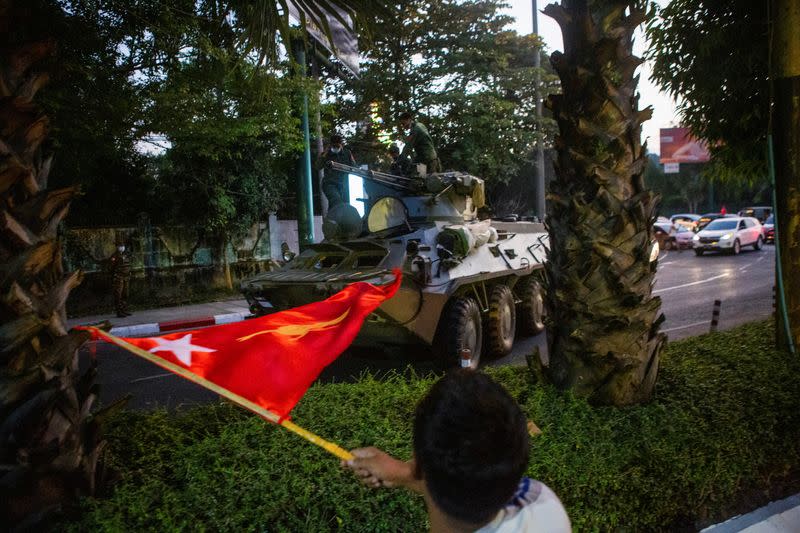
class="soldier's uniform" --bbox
[388,144,413,176]
[401,121,442,173]
[109,246,132,317]
[319,145,356,207]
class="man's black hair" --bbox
[330,134,343,144]
[388,143,400,154]
[413,369,530,526]
[398,111,413,121]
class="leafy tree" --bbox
[646,162,707,214]
[0,0,387,526]
[647,0,798,350]
[646,0,769,183]
[37,1,161,225]
[645,156,773,216]
[541,0,663,405]
[325,0,558,198]
[144,1,306,288]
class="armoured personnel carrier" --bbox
[241,163,549,368]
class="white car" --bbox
[693,216,763,256]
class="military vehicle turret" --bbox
[241,162,549,368]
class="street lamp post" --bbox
[532,0,546,221]
[292,39,316,248]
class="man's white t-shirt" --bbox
[476,477,571,533]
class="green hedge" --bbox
[66,321,800,531]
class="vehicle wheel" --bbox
[517,276,546,336]
[731,239,741,255]
[753,236,763,250]
[694,249,704,256]
[484,285,516,358]
[434,296,483,369]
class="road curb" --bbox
[108,311,250,337]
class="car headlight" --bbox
[693,234,700,241]
[720,233,733,240]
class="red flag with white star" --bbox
[80,273,400,421]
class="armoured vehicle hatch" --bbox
[241,163,549,368]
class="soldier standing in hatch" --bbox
[317,134,356,207]
[387,143,412,176]
[108,240,132,318]
[398,111,442,173]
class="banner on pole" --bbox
[660,127,711,164]
[288,3,360,76]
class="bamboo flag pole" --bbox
[77,326,353,461]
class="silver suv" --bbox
[692,216,763,255]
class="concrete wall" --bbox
[64,215,324,317]
[268,213,324,259]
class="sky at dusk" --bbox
[504,0,679,155]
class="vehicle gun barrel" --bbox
[327,161,417,192]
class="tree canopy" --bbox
[47,0,560,225]
[646,0,770,182]
[144,1,305,239]
[41,0,311,230]
[323,0,558,206]
[40,0,155,225]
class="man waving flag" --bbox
[77,272,401,459]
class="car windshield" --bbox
[765,214,774,224]
[676,225,691,233]
[704,219,738,231]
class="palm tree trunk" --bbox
[1,1,104,525]
[542,0,665,405]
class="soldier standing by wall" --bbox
[108,239,132,318]
[316,134,356,207]
[398,111,442,173]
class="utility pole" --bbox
[310,49,329,217]
[532,0,546,221]
[292,38,315,247]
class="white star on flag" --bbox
[149,333,215,366]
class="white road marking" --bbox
[738,252,769,272]
[653,273,730,294]
[662,321,710,333]
[129,372,174,384]
[660,261,675,266]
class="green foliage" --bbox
[40,0,321,231]
[326,0,558,187]
[644,154,773,215]
[39,0,157,225]
[646,0,769,182]
[141,1,308,240]
[64,321,800,531]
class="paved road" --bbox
[80,244,776,409]
[655,244,774,340]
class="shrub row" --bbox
[66,321,800,531]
